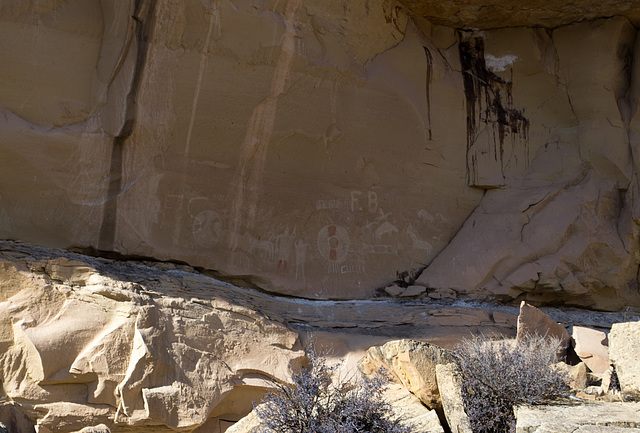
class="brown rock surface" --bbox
[571,326,611,375]
[1,2,640,307]
[516,302,571,358]
[401,0,640,29]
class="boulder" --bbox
[400,285,427,298]
[571,326,611,375]
[435,363,473,433]
[359,339,454,409]
[609,322,640,401]
[555,362,588,392]
[383,384,444,433]
[0,245,303,433]
[516,302,571,358]
[515,402,640,432]
[224,407,269,433]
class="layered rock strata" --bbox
[2,241,636,432]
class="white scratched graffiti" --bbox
[316,198,349,210]
[340,263,365,274]
[349,190,378,213]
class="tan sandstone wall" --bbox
[1,0,640,309]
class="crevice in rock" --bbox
[424,46,433,140]
[98,0,158,252]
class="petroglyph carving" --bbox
[407,231,433,255]
[374,221,399,242]
[247,232,275,260]
[276,227,297,276]
[192,210,223,248]
[317,225,350,263]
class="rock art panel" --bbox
[0,0,482,299]
[0,1,640,307]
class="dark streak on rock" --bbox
[98,0,157,251]
[458,35,529,187]
[424,46,433,141]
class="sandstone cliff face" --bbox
[1,0,640,309]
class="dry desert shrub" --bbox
[453,333,570,433]
[255,348,409,433]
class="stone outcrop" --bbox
[401,0,640,29]
[516,302,571,358]
[1,1,640,308]
[1,242,638,432]
[359,339,453,409]
[382,384,445,433]
[515,402,640,432]
[0,240,525,432]
[572,326,611,375]
[609,322,640,401]
[0,242,304,432]
[555,362,588,392]
[435,363,473,433]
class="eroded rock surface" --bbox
[2,241,636,432]
[1,1,640,307]
[401,0,640,29]
[359,339,453,409]
[0,242,304,432]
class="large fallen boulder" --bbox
[571,326,611,375]
[516,301,571,359]
[359,339,453,409]
[609,321,640,401]
[435,363,473,433]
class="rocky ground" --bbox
[1,241,639,432]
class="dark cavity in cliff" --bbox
[458,35,529,188]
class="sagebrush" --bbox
[255,348,409,433]
[453,333,570,433]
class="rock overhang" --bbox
[399,0,640,29]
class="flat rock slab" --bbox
[515,402,640,432]
[609,322,640,401]
[435,363,473,433]
[572,326,611,375]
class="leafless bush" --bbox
[255,348,409,433]
[453,333,569,433]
